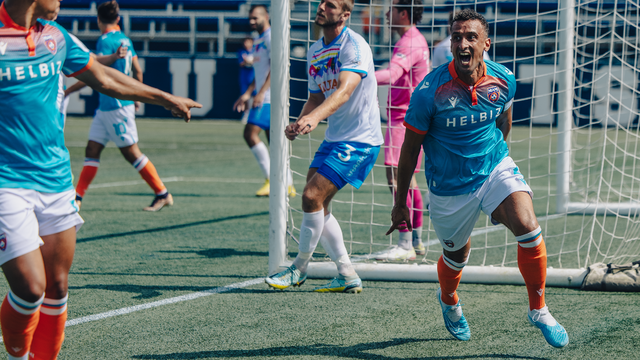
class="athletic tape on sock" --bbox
[7,292,44,316]
[83,157,100,167]
[133,154,149,172]
[40,294,68,316]
[442,253,468,272]
[516,226,542,248]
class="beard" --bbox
[314,13,341,28]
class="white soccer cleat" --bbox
[372,246,416,261]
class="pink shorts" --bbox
[384,117,423,172]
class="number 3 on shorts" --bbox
[338,144,357,162]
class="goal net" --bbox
[269,0,640,287]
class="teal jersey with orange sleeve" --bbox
[0,4,93,193]
[404,60,517,196]
[96,25,136,111]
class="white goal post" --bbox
[269,0,640,288]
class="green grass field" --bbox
[1,118,638,359]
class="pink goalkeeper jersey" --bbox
[375,26,429,121]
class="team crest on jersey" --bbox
[0,233,6,251]
[487,86,500,103]
[43,35,57,55]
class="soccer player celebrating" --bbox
[388,9,568,347]
[265,0,383,293]
[374,0,429,261]
[65,0,174,211]
[233,5,294,197]
[0,0,200,358]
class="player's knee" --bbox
[243,129,258,147]
[13,280,46,303]
[513,218,540,237]
[44,275,69,300]
[302,189,323,212]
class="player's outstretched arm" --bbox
[287,71,361,139]
[285,91,325,141]
[496,106,512,141]
[387,129,426,235]
[233,80,256,113]
[75,61,201,121]
[253,71,270,108]
[64,80,87,97]
[95,44,127,67]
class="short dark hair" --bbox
[250,4,268,15]
[451,9,489,37]
[396,0,423,24]
[342,0,355,12]
[97,0,119,24]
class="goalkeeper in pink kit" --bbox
[374,0,429,261]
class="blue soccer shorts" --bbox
[310,140,380,189]
[247,103,270,130]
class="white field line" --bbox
[0,278,264,343]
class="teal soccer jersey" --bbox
[404,60,517,196]
[96,25,136,111]
[0,4,93,193]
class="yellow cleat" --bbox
[288,184,296,197]
[256,179,270,197]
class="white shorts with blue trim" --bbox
[89,104,138,148]
[0,188,83,266]
[428,156,532,252]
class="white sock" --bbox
[446,303,463,322]
[8,354,29,360]
[412,227,423,247]
[318,213,356,277]
[250,142,270,179]
[529,306,557,326]
[292,209,325,273]
[398,231,412,250]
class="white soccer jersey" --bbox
[307,27,383,146]
[252,27,271,104]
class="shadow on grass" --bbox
[69,271,258,279]
[132,338,549,359]
[76,211,269,243]
[114,192,263,199]
[67,283,249,300]
[155,248,268,258]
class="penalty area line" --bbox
[0,278,264,343]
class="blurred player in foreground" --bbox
[237,36,254,124]
[373,0,429,261]
[66,0,174,211]
[233,5,294,197]
[388,9,568,348]
[0,0,200,358]
[265,0,383,293]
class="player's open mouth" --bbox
[459,52,472,65]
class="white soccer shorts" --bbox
[89,104,138,148]
[428,156,533,252]
[0,188,84,266]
